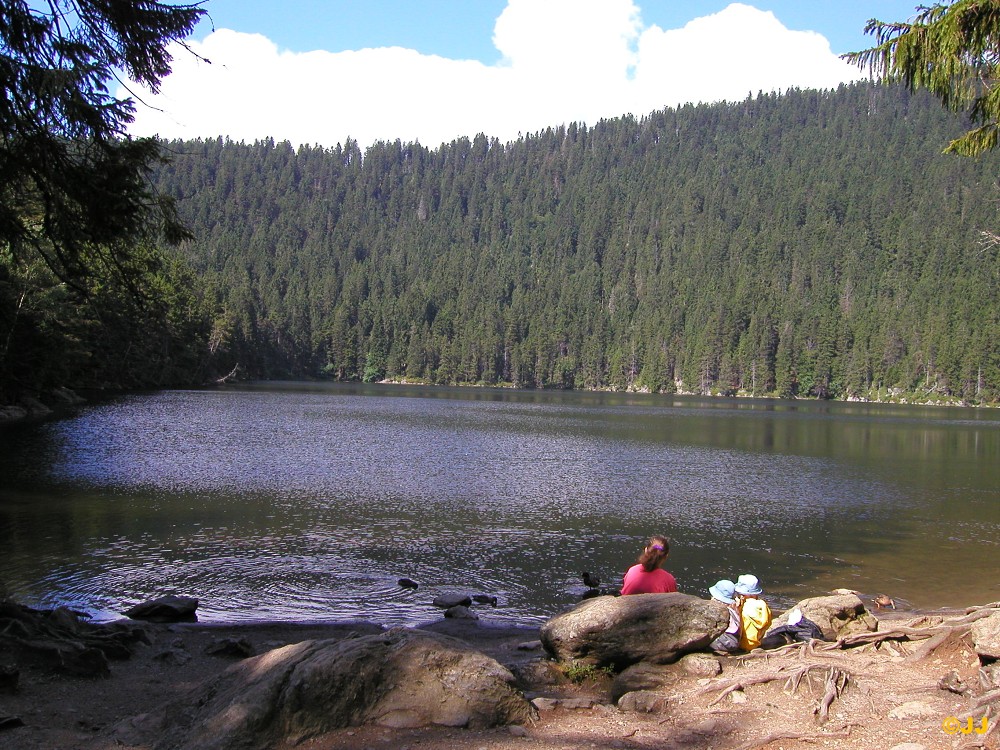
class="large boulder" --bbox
[119,627,535,750]
[539,593,729,671]
[766,594,878,641]
[971,611,1000,661]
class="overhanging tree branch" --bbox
[1,0,204,292]
[844,1,1000,156]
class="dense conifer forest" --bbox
[3,82,999,404]
[151,82,999,403]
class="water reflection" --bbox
[0,383,998,624]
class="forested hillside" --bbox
[153,82,999,402]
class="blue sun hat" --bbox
[735,574,763,596]
[709,579,737,604]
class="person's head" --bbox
[709,579,737,604]
[735,574,763,598]
[638,535,669,572]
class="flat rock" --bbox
[887,700,936,719]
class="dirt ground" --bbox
[1,603,998,750]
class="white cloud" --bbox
[123,1,864,148]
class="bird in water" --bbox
[472,594,498,606]
[581,571,601,589]
[397,578,419,590]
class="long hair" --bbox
[637,535,670,572]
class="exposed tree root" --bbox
[733,724,854,750]
[814,667,849,725]
[959,688,1000,719]
[696,662,854,715]
[703,671,791,706]
[822,604,999,652]
[0,602,148,676]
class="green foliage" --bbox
[0,0,204,292]
[149,84,1000,404]
[562,661,615,683]
[0,244,214,400]
[845,1,1000,156]
[0,0,213,401]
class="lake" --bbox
[0,382,998,626]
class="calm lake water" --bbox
[1,383,998,626]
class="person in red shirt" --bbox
[620,535,678,595]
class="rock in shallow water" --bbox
[123,595,198,623]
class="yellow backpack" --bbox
[739,598,773,650]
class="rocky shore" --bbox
[0,387,86,423]
[1,592,998,750]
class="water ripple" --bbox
[1,384,998,622]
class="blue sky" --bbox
[127,1,926,148]
[192,1,920,61]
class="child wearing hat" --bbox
[708,579,742,653]
[735,573,772,651]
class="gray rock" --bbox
[530,697,560,711]
[540,593,728,671]
[616,690,670,713]
[971,611,1000,660]
[120,627,535,750]
[50,387,85,405]
[508,659,563,689]
[444,605,478,620]
[58,646,110,677]
[611,662,679,702]
[554,697,598,710]
[204,637,255,658]
[766,594,878,641]
[0,405,27,422]
[887,701,936,719]
[123,595,198,623]
[153,647,191,666]
[432,593,473,609]
[679,652,722,677]
[19,396,51,416]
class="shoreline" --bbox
[3,377,998,426]
[1,597,998,750]
[373,376,1000,409]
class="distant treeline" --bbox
[4,82,998,404]
[154,82,998,402]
